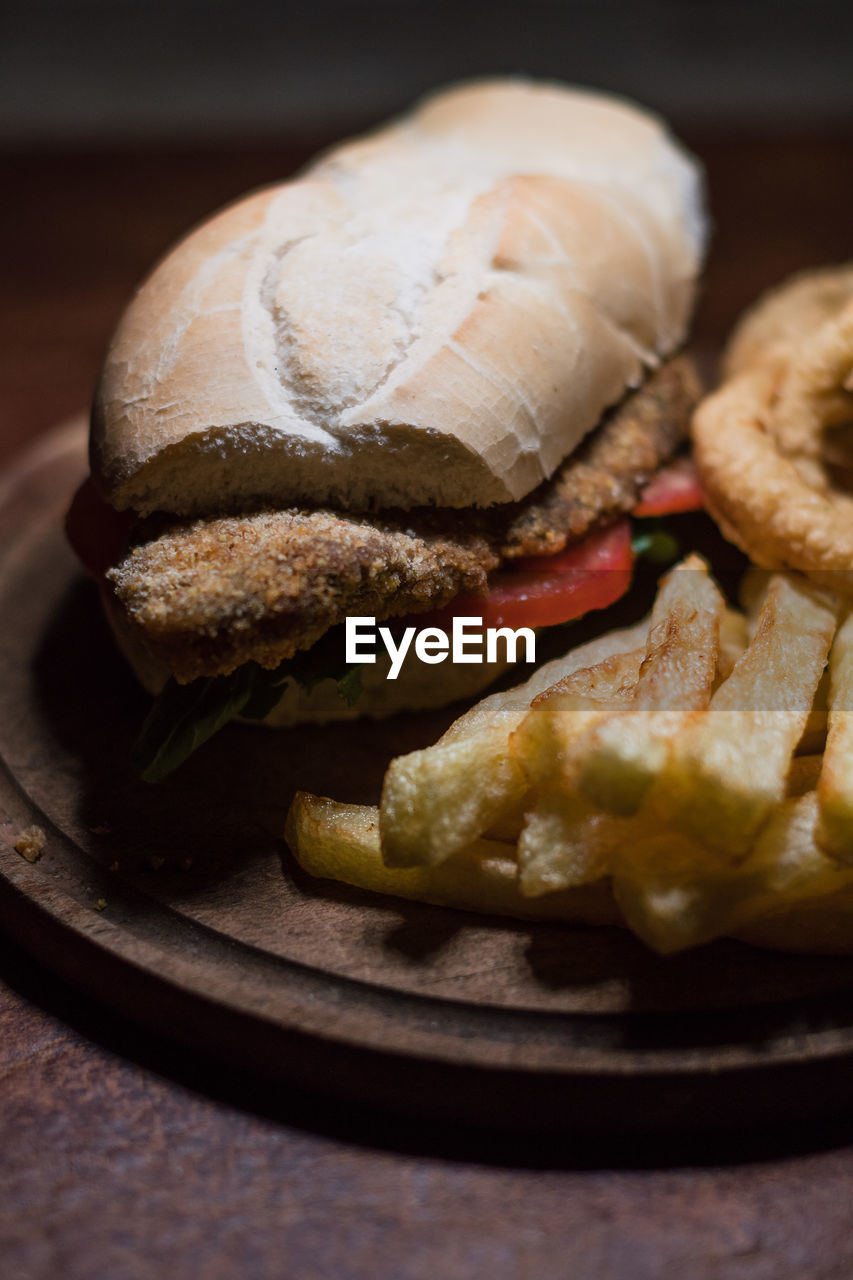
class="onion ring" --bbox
[693,265,853,594]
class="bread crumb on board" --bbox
[14,825,47,863]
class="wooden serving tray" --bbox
[4,420,853,1132]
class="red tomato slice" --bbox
[418,519,634,631]
[65,478,135,579]
[633,456,704,517]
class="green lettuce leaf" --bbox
[132,644,363,783]
[631,521,681,566]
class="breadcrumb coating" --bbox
[109,510,496,681]
[107,357,699,682]
[495,356,700,557]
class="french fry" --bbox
[611,828,732,953]
[287,792,619,924]
[656,575,839,857]
[570,557,724,815]
[525,644,643,711]
[516,795,621,896]
[514,560,723,895]
[612,791,853,953]
[380,621,648,868]
[509,646,643,792]
[816,611,853,861]
[748,791,851,905]
[505,649,642,890]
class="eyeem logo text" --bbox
[345,616,536,680]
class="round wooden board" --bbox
[5,421,853,1132]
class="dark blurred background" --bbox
[3,0,853,141]
[2,0,852,461]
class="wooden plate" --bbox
[4,421,853,1132]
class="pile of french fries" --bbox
[286,556,853,954]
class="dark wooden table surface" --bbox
[2,133,853,1279]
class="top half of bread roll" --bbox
[91,78,707,516]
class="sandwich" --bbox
[65,78,708,779]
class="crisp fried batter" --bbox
[495,356,701,557]
[110,510,497,681]
[108,356,699,681]
[693,267,853,595]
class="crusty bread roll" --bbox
[91,78,706,517]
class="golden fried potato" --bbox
[816,611,853,861]
[657,575,839,856]
[287,792,619,924]
[517,796,621,896]
[612,791,853,953]
[508,646,643,794]
[571,556,724,815]
[380,622,647,868]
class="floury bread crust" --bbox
[91,78,706,517]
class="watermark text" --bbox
[345,616,536,679]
